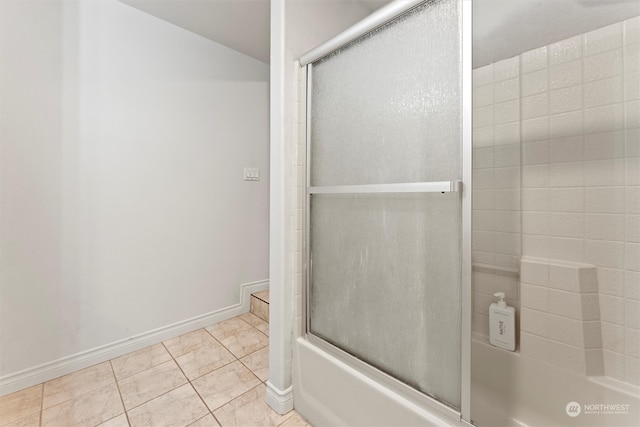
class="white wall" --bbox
[0,0,269,388]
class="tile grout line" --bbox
[161,337,226,426]
[39,383,44,427]
[109,360,132,427]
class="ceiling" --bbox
[119,0,640,66]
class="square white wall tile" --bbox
[520,307,548,336]
[598,267,625,296]
[495,232,521,256]
[473,147,494,169]
[549,85,583,115]
[522,117,549,142]
[626,100,640,129]
[584,130,625,160]
[494,189,520,211]
[494,56,519,81]
[602,322,626,353]
[523,211,549,235]
[549,136,584,164]
[584,103,625,134]
[473,84,494,108]
[494,99,520,125]
[549,188,584,213]
[626,299,640,328]
[495,254,520,270]
[626,356,640,385]
[584,76,624,108]
[473,169,494,189]
[523,164,549,188]
[473,250,495,266]
[549,111,583,139]
[521,283,549,311]
[547,288,582,320]
[473,210,495,231]
[585,214,625,241]
[523,188,549,211]
[522,69,548,97]
[626,271,640,300]
[521,258,550,286]
[520,332,585,374]
[584,22,623,56]
[549,237,584,262]
[473,230,495,252]
[626,215,640,242]
[523,141,550,165]
[473,105,494,128]
[626,71,640,101]
[624,44,640,75]
[627,327,640,358]
[494,167,519,189]
[549,213,584,238]
[627,158,640,186]
[473,126,494,148]
[626,242,640,271]
[549,59,582,90]
[494,122,521,145]
[625,16,640,45]
[549,35,583,66]
[473,190,494,210]
[521,46,548,74]
[600,294,626,325]
[627,186,640,214]
[548,263,579,292]
[522,234,550,258]
[549,162,584,187]
[494,78,519,103]
[494,144,520,167]
[473,64,493,87]
[494,210,520,233]
[584,159,626,187]
[584,49,623,82]
[585,239,625,269]
[585,187,626,213]
[522,93,549,120]
[603,349,626,381]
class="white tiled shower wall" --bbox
[473,16,640,386]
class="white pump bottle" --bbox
[489,292,516,351]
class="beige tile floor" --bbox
[0,313,310,427]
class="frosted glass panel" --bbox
[310,0,461,187]
[310,193,461,408]
[306,0,464,412]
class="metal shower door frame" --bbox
[300,0,472,422]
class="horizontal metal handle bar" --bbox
[299,0,424,66]
[309,181,462,195]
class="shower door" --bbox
[301,0,471,419]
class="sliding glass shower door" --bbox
[303,0,470,413]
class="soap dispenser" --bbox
[489,292,516,351]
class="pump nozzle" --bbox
[493,292,507,308]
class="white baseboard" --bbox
[266,381,294,414]
[0,279,268,397]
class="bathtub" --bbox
[292,337,639,426]
[293,337,471,426]
[471,338,640,427]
